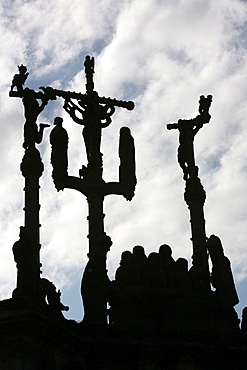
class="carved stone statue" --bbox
[50,116,68,186]
[115,251,138,286]
[63,95,115,177]
[167,95,212,180]
[198,94,212,115]
[132,245,147,285]
[174,258,192,290]
[11,64,29,92]
[84,55,95,75]
[12,226,41,298]
[81,233,112,324]
[22,88,49,149]
[144,252,164,289]
[84,55,95,92]
[188,252,210,293]
[207,234,239,310]
[40,278,69,316]
[119,127,137,200]
[158,244,176,289]
[110,248,154,327]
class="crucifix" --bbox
[48,56,136,324]
[9,56,136,323]
[167,95,213,291]
[46,56,136,256]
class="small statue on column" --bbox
[22,87,50,149]
[11,64,29,92]
[50,116,69,188]
[81,233,112,325]
[167,95,212,180]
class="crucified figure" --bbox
[22,88,50,149]
[167,95,212,180]
[63,96,115,165]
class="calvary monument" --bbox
[0,56,245,369]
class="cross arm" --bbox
[53,176,134,200]
[39,87,135,111]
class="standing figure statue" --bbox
[198,94,213,116]
[119,127,137,200]
[81,233,112,324]
[12,226,41,298]
[22,88,50,149]
[167,95,212,180]
[84,55,95,92]
[207,234,239,310]
[50,117,69,187]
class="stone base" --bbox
[0,297,245,370]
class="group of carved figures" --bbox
[106,235,239,327]
[112,235,238,307]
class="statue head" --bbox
[54,116,63,125]
[148,252,159,266]
[18,64,28,75]
[120,126,131,136]
[159,244,172,258]
[176,257,188,272]
[132,245,147,266]
[207,234,224,261]
[132,245,145,256]
[120,250,132,265]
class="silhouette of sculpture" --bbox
[158,244,176,289]
[207,234,239,310]
[50,116,68,187]
[110,248,155,327]
[132,245,147,285]
[167,95,212,180]
[40,278,69,316]
[84,55,94,74]
[11,64,29,92]
[22,88,49,149]
[188,253,210,293]
[81,233,112,324]
[64,94,115,177]
[119,127,137,200]
[84,55,95,92]
[12,226,41,298]
[144,252,164,289]
[174,258,191,290]
[12,226,31,297]
[198,94,212,115]
[115,250,139,286]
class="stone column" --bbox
[14,146,43,299]
[184,174,210,290]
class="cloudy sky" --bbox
[1,0,247,322]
